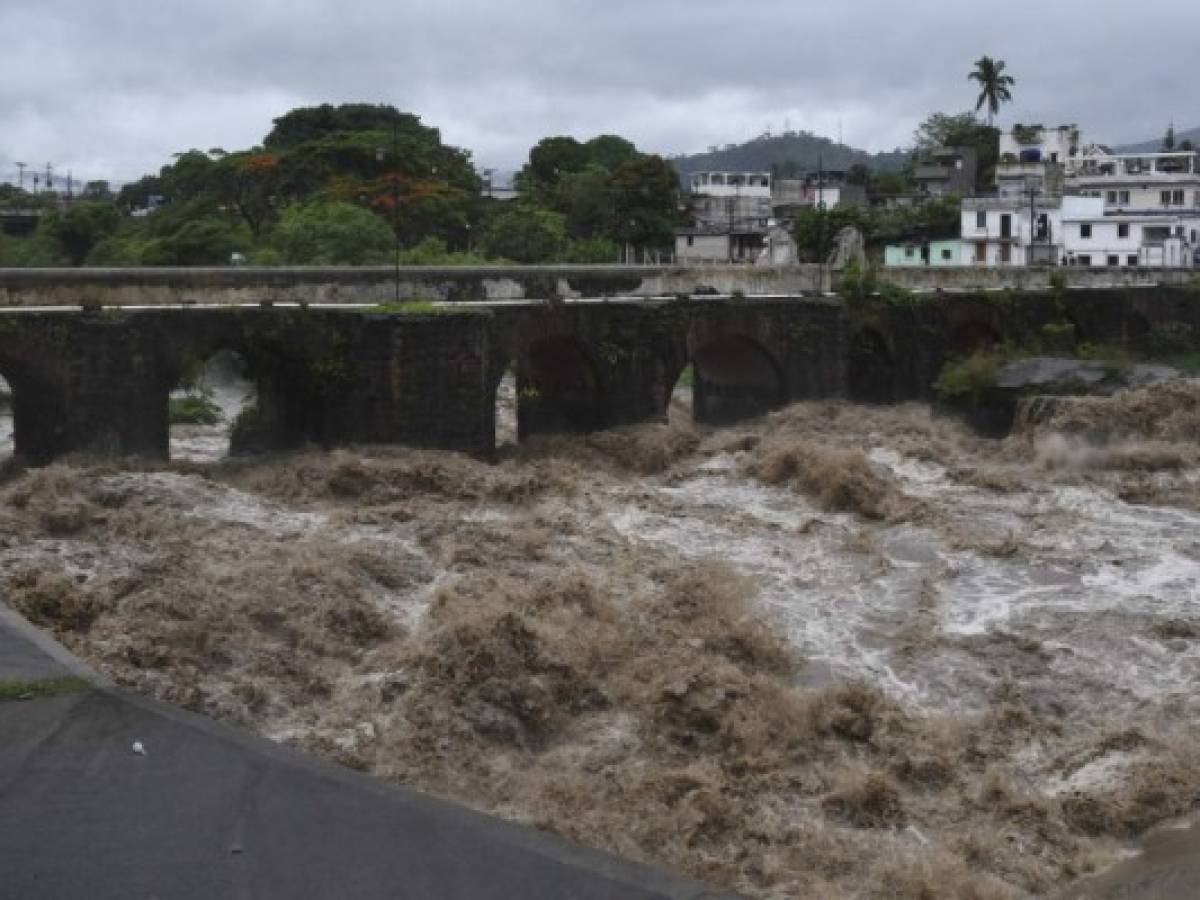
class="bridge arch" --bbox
[949,319,1002,356]
[0,345,66,465]
[516,336,606,440]
[689,334,785,425]
[847,326,897,405]
[157,326,321,459]
[167,349,258,461]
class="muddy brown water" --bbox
[6,386,1200,898]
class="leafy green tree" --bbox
[40,202,121,265]
[582,135,639,171]
[793,205,870,263]
[212,151,282,237]
[968,56,1015,126]
[609,154,681,253]
[479,205,567,263]
[0,230,66,266]
[263,104,422,151]
[914,111,999,191]
[561,236,620,263]
[555,165,616,239]
[273,200,394,265]
[515,137,591,199]
[142,217,246,266]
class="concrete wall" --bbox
[868,266,1199,292]
[0,265,829,307]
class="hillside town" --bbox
[676,123,1200,269]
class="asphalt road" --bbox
[0,605,734,900]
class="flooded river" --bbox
[2,383,1200,898]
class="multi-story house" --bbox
[675,171,772,264]
[771,171,867,212]
[914,145,978,197]
[954,124,1076,266]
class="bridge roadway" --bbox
[0,285,1194,464]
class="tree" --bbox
[846,164,871,186]
[968,56,1015,126]
[609,154,682,253]
[212,151,282,237]
[555,165,616,239]
[479,205,567,263]
[792,205,870,263]
[141,217,246,266]
[913,111,999,191]
[40,202,121,266]
[914,112,981,150]
[273,200,394,265]
[515,136,591,200]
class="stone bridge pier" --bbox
[0,308,493,464]
[489,297,844,441]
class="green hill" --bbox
[669,131,910,179]
[1116,125,1200,154]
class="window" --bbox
[1080,222,1092,239]
[1120,191,1130,205]
[1174,190,1186,205]
[687,236,694,247]
[1078,254,1092,266]
[905,246,915,258]
[1000,243,1011,263]
[1107,255,1120,267]
[1162,190,1172,206]
[941,248,953,261]
[1106,190,1118,204]
[976,210,986,229]
[1118,223,1130,239]
[1128,255,1139,267]
[974,242,986,263]
[1000,214,1012,238]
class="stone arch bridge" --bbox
[0,288,1194,464]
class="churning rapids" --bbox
[3,380,1200,898]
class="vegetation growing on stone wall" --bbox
[933,350,1003,400]
[169,393,222,425]
[838,260,927,308]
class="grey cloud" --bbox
[0,0,1191,185]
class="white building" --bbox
[677,171,773,264]
[961,196,1061,266]
[686,172,772,230]
[1060,196,1196,268]
[959,123,1198,267]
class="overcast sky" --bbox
[0,0,1191,187]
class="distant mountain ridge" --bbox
[669,131,909,180]
[1116,125,1200,154]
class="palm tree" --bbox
[968,57,1015,127]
